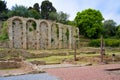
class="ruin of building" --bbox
[7,16,79,49]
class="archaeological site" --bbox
[7,16,79,49]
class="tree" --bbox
[67,20,76,26]
[41,0,56,19]
[49,11,69,24]
[8,5,29,17]
[8,5,41,19]
[0,0,7,12]
[28,3,41,19]
[49,12,58,21]
[103,20,116,38]
[33,3,40,13]
[0,0,8,20]
[75,8,104,39]
[116,25,120,38]
[57,11,69,24]
[28,9,41,19]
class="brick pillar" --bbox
[22,20,27,49]
[68,26,72,49]
[59,24,62,49]
[36,21,40,49]
[48,22,51,49]
[8,19,14,48]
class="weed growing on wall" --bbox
[66,28,69,40]
[0,21,9,41]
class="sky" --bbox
[4,0,120,25]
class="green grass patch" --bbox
[26,53,100,64]
[26,55,74,64]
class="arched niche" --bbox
[62,26,69,48]
[12,18,23,48]
[26,20,37,49]
[39,21,48,49]
[51,23,59,49]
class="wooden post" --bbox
[100,35,103,62]
[74,39,77,61]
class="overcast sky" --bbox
[5,0,120,25]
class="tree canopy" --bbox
[33,3,40,13]
[75,8,104,38]
[7,5,41,19]
[41,0,56,19]
[103,20,116,38]
[57,11,69,24]
[8,5,29,17]
[0,0,8,20]
[116,25,120,38]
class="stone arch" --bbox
[26,19,37,49]
[12,18,23,48]
[51,23,59,49]
[39,21,48,49]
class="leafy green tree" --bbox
[8,5,41,19]
[75,8,104,38]
[57,11,69,24]
[103,20,116,38]
[0,0,7,12]
[41,0,56,19]
[49,12,58,21]
[66,20,76,26]
[8,5,29,17]
[116,25,120,38]
[28,9,41,19]
[0,0,8,20]
[28,3,41,19]
[33,3,40,13]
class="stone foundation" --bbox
[30,60,46,65]
[0,61,21,69]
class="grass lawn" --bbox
[26,55,74,64]
[26,53,100,64]
[26,47,120,64]
[0,47,119,64]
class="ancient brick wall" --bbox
[7,16,79,49]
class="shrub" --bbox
[89,39,100,47]
[105,39,120,47]
[0,21,8,41]
[89,39,120,47]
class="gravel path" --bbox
[46,64,120,80]
[38,64,81,70]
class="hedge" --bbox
[89,39,120,47]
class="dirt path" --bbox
[46,64,120,80]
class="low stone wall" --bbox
[0,41,9,48]
[0,61,21,69]
[30,60,46,65]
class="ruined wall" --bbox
[7,16,79,49]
